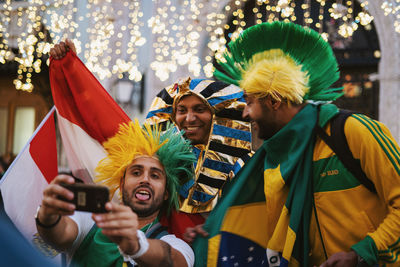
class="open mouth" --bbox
[135,188,152,201]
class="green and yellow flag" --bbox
[193,104,338,267]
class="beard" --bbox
[122,185,166,217]
[255,102,280,140]
[257,120,278,140]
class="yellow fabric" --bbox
[347,115,400,265]
[282,217,297,261]
[309,185,385,264]
[261,115,400,265]
[207,235,221,267]
[220,202,269,248]
[267,206,290,252]
[264,165,289,249]
[310,116,400,266]
[312,123,334,161]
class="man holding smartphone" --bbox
[36,120,196,266]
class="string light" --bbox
[148,0,212,81]
[330,2,348,19]
[0,0,397,91]
[380,0,400,33]
[277,0,294,18]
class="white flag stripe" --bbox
[1,146,49,239]
[57,110,106,183]
[0,106,56,185]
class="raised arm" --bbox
[49,39,76,60]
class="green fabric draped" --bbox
[265,103,318,265]
[70,225,123,267]
[193,103,338,266]
[70,218,161,267]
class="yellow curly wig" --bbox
[240,49,309,104]
[95,119,164,197]
[95,119,195,213]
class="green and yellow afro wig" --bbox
[95,119,196,214]
[214,21,343,103]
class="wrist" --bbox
[118,230,149,260]
[350,249,371,267]
[351,236,378,266]
[35,205,61,229]
[356,254,371,267]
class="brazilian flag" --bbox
[193,104,338,267]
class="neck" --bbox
[278,102,307,128]
[137,211,160,229]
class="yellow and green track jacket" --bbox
[310,114,400,266]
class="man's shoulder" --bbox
[343,114,394,144]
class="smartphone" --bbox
[59,183,109,213]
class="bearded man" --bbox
[36,121,196,266]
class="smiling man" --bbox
[200,21,400,267]
[36,121,196,266]
[173,94,213,146]
[146,77,253,215]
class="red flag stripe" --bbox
[29,109,58,184]
[49,52,131,144]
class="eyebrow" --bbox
[128,164,165,175]
[150,167,165,175]
[177,103,208,109]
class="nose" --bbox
[140,172,150,182]
[242,105,249,120]
[185,110,196,123]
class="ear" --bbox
[164,189,169,201]
[262,95,281,111]
[120,172,126,191]
[269,96,282,111]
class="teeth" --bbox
[186,127,198,130]
[138,190,149,195]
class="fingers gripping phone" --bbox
[59,183,109,213]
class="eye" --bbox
[151,172,160,179]
[176,107,186,114]
[195,106,207,113]
[131,169,141,176]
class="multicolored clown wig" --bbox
[214,21,343,103]
[95,119,196,214]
